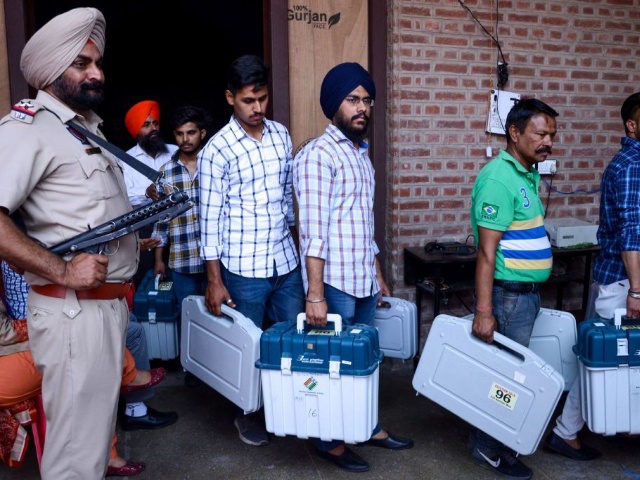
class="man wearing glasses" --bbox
[293,62,413,473]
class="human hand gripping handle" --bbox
[472,310,497,343]
[62,252,109,290]
[204,280,235,317]
[375,257,391,306]
[297,312,342,333]
[626,294,640,319]
[304,297,328,326]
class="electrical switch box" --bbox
[537,159,557,175]
[486,89,520,135]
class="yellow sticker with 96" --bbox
[489,383,517,410]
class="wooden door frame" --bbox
[266,0,389,270]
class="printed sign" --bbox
[489,382,518,410]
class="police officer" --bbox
[0,8,138,479]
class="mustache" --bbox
[80,82,104,91]
[352,113,369,122]
[536,146,552,154]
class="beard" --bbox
[49,75,105,111]
[139,131,167,155]
[335,111,369,143]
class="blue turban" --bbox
[320,62,376,119]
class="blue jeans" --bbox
[172,271,207,312]
[125,314,153,403]
[323,283,378,327]
[315,284,381,452]
[221,264,304,330]
[222,265,304,418]
[472,286,540,456]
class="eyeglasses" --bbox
[343,95,375,107]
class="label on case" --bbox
[489,382,518,410]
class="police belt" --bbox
[31,283,133,300]
[493,279,542,293]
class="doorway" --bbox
[29,0,264,147]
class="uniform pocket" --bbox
[77,154,121,200]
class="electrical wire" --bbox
[542,175,600,219]
[543,175,553,218]
[465,233,475,246]
[541,176,600,195]
[458,0,507,64]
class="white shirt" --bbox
[121,143,178,207]
[199,116,298,278]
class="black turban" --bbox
[320,62,376,120]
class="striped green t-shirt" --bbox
[470,149,552,283]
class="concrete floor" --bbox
[2,358,639,480]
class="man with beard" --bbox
[199,54,304,447]
[122,100,177,285]
[293,62,413,473]
[0,8,138,479]
[123,100,178,209]
[468,98,558,480]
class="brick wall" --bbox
[386,0,640,318]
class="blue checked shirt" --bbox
[151,151,203,274]
[594,136,640,284]
[1,261,28,319]
[293,124,380,298]
[199,116,298,278]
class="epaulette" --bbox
[10,99,44,124]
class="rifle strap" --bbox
[68,121,162,184]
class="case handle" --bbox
[377,296,392,309]
[614,308,626,329]
[296,312,342,335]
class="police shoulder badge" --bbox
[10,99,43,124]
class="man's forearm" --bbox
[622,250,640,290]
[475,254,495,308]
[0,211,68,284]
[305,256,325,298]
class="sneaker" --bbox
[234,412,269,446]
[472,447,533,480]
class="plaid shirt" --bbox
[293,124,380,298]
[151,151,204,274]
[199,116,298,278]
[594,136,640,284]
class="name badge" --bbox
[85,147,102,155]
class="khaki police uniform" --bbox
[0,90,138,479]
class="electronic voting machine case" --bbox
[464,308,578,391]
[257,314,382,444]
[181,295,263,413]
[413,314,564,455]
[575,311,640,435]
[529,308,578,391]
[133,270,179,360]
[374,296,418,359]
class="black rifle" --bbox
[50,191,194,255]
